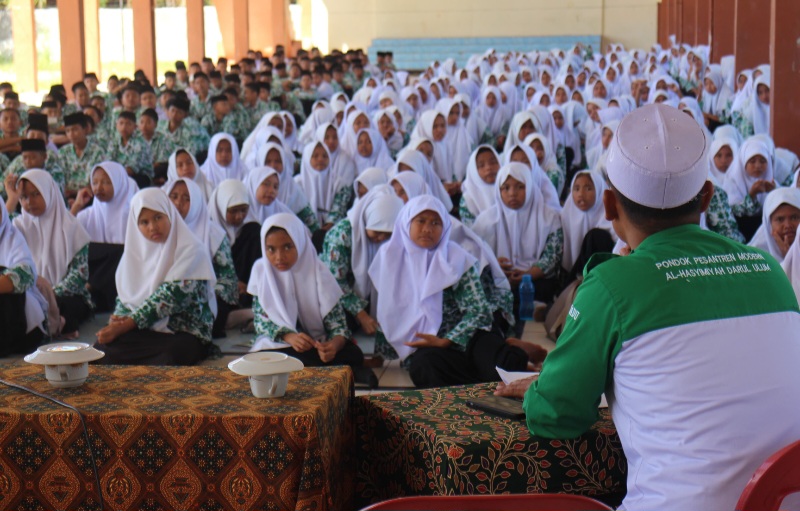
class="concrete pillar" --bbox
[131,0,157,84]
[249,0,272,54]
[711,0,734,62]
[84,0,101,77]
[187,0,205,64]
[769,0,800,156]
[734,0,770,73]
[9,0,38,92]
[681,0,696,45]
[672,0,682,44]
[271,0,290,52]
[216,0,249,60]
[695,0,710,46]
[56,0,86,97]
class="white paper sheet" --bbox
[496,366,608,408]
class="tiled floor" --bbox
[4,314,556,397]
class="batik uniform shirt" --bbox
[533,229,564,277]
[374,265,494,360]
[320,219,368,316]
[200,113,239,139]
[113,279,215,345]
[730,194,761,218]
[156,119,210,157]
[58,138,106,192]
[2,263,34,294]
[190,96,213,121]
[479,267,515,329]
[0,150,66,199]
[53,244,93,308]
[213,237,239,306]
[145,131,177,165]
[298,206,321,232]
[458,195,477,227]
[106,132,153,178]
[252,295,350,345]
[706,185,745,243]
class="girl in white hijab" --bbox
[255,142,318,231]
[352,166,388,209]
[298,106,335,150]
[524,132,566,196]
[368,195,529,387]
[502,142,562,211]
[0,195,47,353]
[460,145,500,226]
[411,110,455,184]
[390,171,430,204]
[200,133,248,187]
[247,213,367,371]
[241,111,284,164]
[74,162,138,244]
[502,111,538,156]
[707,135,740,185]
[95,188,216,365]
[373,108,405,155]
[321,186,403,335]
[167,148,214,201]
[780,222,800,302]
[13,169,92,337]
[701,64,733,125]
[474,86,512,145]
[389,149,453,211]
[748,187,800,263]
[472,163,563,302]
[353,128,395,173]
[745,74,770,136]
[244,166,294,223]
[435,98,473,182]
[296,140,355,230]
[723,137,776,234]
[560,170,616,273]
[167,177,239,338]
[316,122,357,200]
[339,110,373,160]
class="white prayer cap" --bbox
[606,103,709,209]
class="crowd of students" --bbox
[1,42,798,388]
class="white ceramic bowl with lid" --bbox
[24,342,105,388]
[228,352,304,398]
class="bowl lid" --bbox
[24,342,105,365]
[228,352,304,376]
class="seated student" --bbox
[244,166,294,223]
[748,187,800,263]
[781,216,800,302]
[296,140,355,249]
[106,111,153,188]
[200,95,236,137]
[502,143,562,211]
[167,178,238,338]
[322,186,403,334]
[157,96,210,160]
[166,148,214,200]
[472,163,564,320]
[95,188,216,365]
[723,137,776,241]
[0,108,23,159]
[139,109,176,168]
[460,145,500,227]
[560,171,616,283]
[390,148,453,210]
[1,139,66,200]
[353,128,394,173]
[368,195,529,388]
[10,169,93,337]
[0,196,48,356]
[390,171,429,204]
[200,133,246,187]
[248,213,368,372]
[352,167,388,209]
[255,142,318,229]
[208,179,261,307]
[70,162,138,311]
[316,122,356,188]
[524,132,566,196]
[59,113,106,199]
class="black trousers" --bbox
[735,214,762,244]
[270,340,365,370]
[407,329,528,389]
[565,228,615,284]
[88,243,124,312]
[56,294,92,334]
[94,329,208,366]
[0,290,44,357]
[212,296,235,338]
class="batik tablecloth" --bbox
[0,363,354,511]
[355,383,627,508]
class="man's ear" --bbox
[603,188,619,222]
[698,180,715,213]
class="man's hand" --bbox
[494,375,538,399]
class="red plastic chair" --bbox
[736,439,800,511]
[360,494,613,511]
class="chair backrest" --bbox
[361,494,613,511]
[736,439,800,511]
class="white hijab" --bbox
[352,167,388,210]
[389,149,453,211]
[748,188,800,262]
[243,166,294,223]
[411,110,453,182]
[780,223,800,302]
[200,133,248,187]
[241,111,283,165]
[296,141,353,225]
[255,142,310,214]
[353,128,395,173]
[501,142,562,211]
[208,179,259,245]
[435,98,473,181]
[391,172,430,202]
[368,195,477,360]
[299,106,335,151]
[347,186,404,302]
[461,145,499,219]
[723,137,774,207]
[167,149,214,201]
[560,171,615,270]
[0,195,47,333]
[247,213,343,344]
[475,86,511,136]
[165,178,226,258]
[472,163,562,270]
[116,188,216,332]
[14,169,91,286]
[78,162,138,244]
[707,136,740,186]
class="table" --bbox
[0,363,354,511]
[354,383,627,508]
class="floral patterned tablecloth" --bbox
[354,383,626,508]
[0,363,354,511]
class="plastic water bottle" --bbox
[518,274,535,321]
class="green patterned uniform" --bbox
[54,244,93,309]
[252,295,350,346]
[58,139,106,192]
[200,113,239,138]
[156,119,210,157]
[298,206,321,232]
[706,185,745,243]
[534,229,565,277]
[730,194,761,218]
[2,263,35,294]
[320,219,368,316]
[479,268,515,330]
[190,96,213,121]
[145,131,177,165]
[228,103,252,142]
[458,195,477,227]
[113,279,215,344]
[0,150,66,199]
[106,132,153,179]
[326,186,354,226]
[374,265,493,360]
[213,238,239,306]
